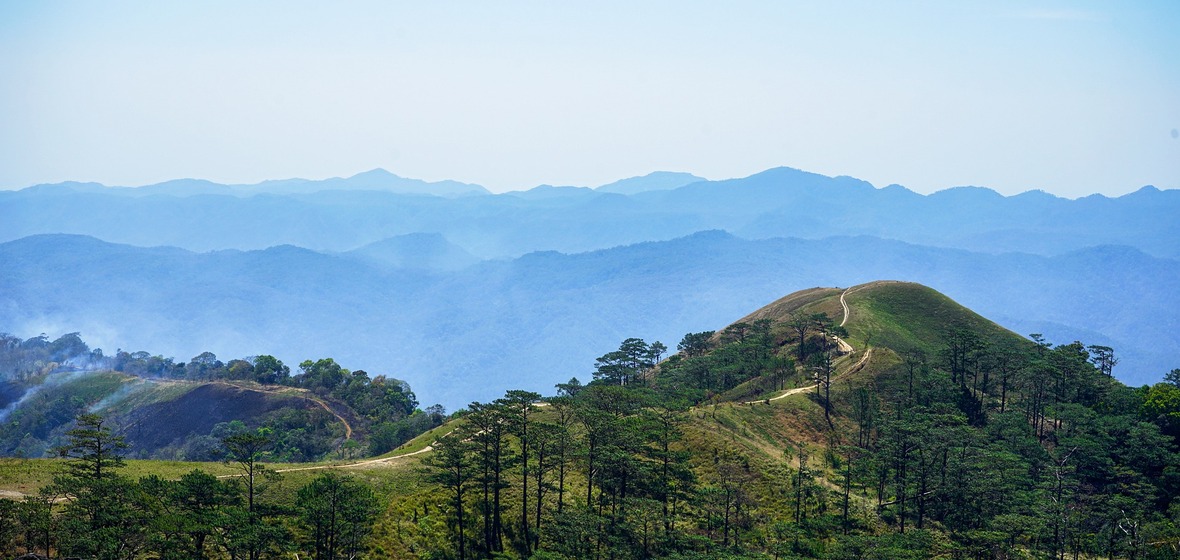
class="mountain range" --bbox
[2,165,1176,407]
[3,167,1176,258]
[2,230,1175,408]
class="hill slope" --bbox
[0,371,347,460]
[361,281,1180,558]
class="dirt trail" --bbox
[305,396,353,440]
[742,348,872,405]
[741,287,869,405]
[840,288,851,327]
[214,439,442,479]
[210,381,354,440]
[0,489,70,503]
[271,443,436,474]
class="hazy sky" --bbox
[1,1,1177,196]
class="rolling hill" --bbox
[0,370,345,460]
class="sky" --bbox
[1,1,1177,197]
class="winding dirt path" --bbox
[742,348,872,404]
[214,439,443,479]
[741,287,869,405]
[271,443,435,474]
[840,287,851,327]
[210,381,354,440]
[305,395,353,440]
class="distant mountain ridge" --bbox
[2,232,1174,407]
[4,166,1175,259]
[14,168,490,198]
[4,164,1176,405]
[594,171,706,194]
[344,233,480,272]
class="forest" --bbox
[392,317,1180,560]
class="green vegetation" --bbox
[391,282,1180,559]
[0,333,445,462]
[1,415,384,559]
[3,281,1179,559]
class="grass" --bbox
[100,377,198,416]
[54,371,128,404]
[0,415,453,499]
[844,281,1029,354]
[390,420,456,455]
[0,458,57,495]
[732,287,841,325]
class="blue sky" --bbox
[1,1,1177,196]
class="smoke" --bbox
[86,378,142,413]
[0,370,90,422]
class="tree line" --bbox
[410,316,853,559]
[0,414,379,560]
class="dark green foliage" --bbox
[848,331,1180,560]
[594,338,665,386]
[678,332,716,358]
[0,412,390,560]
[423,426,478,559]
[419,380,704,559]
[826,530,948,560]
[299,358,347,392]
[296,472,380,560]
[659,318,800,400]
[50,413,147,560]
[0,499,17,554]
[139,470,239,559]
[252,354,291,384]
[369,406,447,455]
[260,407,341,462]
[220,429,293,560]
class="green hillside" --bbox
[0,337,443,464]
[840,281,1029,353]
[0,371,349,461]
[2,282,1178,559]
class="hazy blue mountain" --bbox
[0,185,706,255]
[11,168,489,199]
[343,233,480,272]
[508,185,601,201]
[244,168,490,197]
[595,171,706,194]
[2,233,1174,408]
[4,166,1174,259]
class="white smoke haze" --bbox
[14,316,124,361]
[0,370,91,422]
[86,377,143,414]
